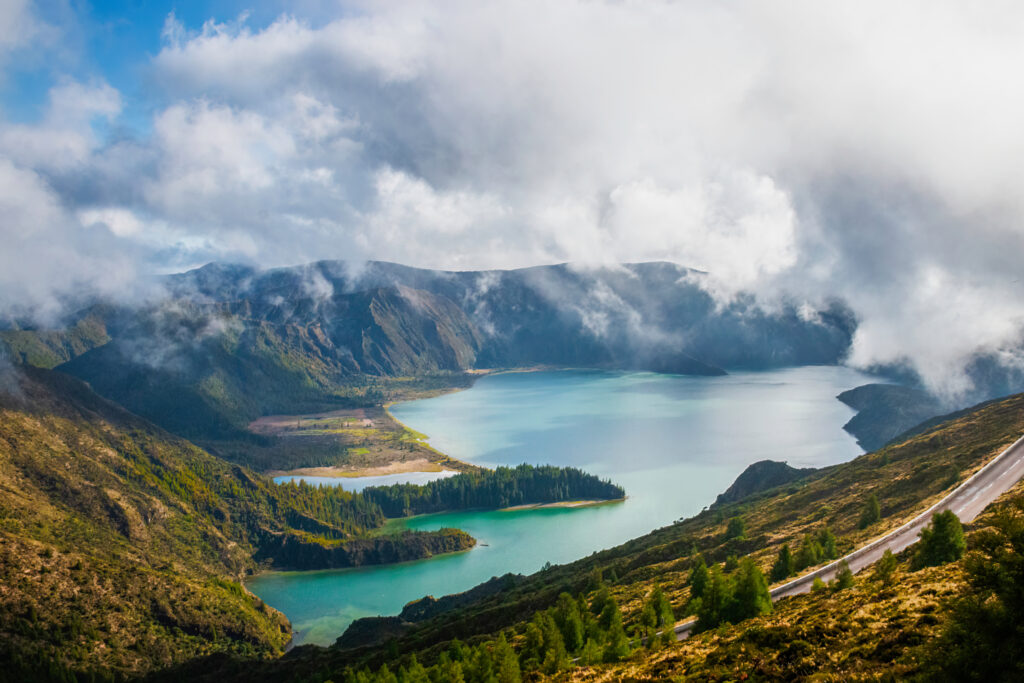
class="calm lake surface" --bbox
[248,366,874,646]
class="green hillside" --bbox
[0,367,474,680]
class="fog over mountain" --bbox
[2,1,1024,400]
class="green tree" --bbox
[519,619,544,670]
[650,585,676,646]
[639,602,659,650]
[729,557,772,621]
[493,634,521,683]
[688,554,709,600]
[871,548,898,587]
[834,559,855,590]
[375,664,398,683]
[796,533,824,570]
[724,554,740,572]
[590,585,612,616]
[586,567,604,591]
[578,637,603,665]
[725,516,746,540]
[914,510,966,568]
[811,576,827,593]
[859,493,882,529]
[539,613,568,674]
[402,655,430,683]
[601,600,631,663]
[433,654,465,683]
[929,505,1024,681]
[817,527,838,559]
[695,565,733,630]
[554,592,584,652]
[770,543,795,582]
[465,643,496,683]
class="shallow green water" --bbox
[248,366,873,646]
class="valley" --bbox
[1,262,1021,681]
[246,366,872,647]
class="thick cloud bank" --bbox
[2,0,1024,399]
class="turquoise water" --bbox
[273,470,458,492]
[248,366,873,646]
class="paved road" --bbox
[674,433,1024,640]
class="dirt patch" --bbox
[267,458,449,478]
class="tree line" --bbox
[361,464,625,517]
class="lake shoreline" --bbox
[266,457,450,479]
[500,497,626,511]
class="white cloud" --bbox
[2,1,1024,399]
[0,80,120,170]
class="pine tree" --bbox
[539,613,568,674]
[914,510,966,568]
[402,655,430,683]
[730,557,772,621]
[579,637,603,665]
[688,554,709,600]
[834,559,855,590]
[601,600,631,662]
[872,548,898,586]
[519,619,545,671]
[770,543,795,582]
[590,585,612,616]
[649,585,676,646]
[434,653,465,683]
[554,593,584,653]
[493,634,521,683]
[859,493,882,529]
[696,565,732,630]
[639,603,660,650]
[796,533,824,570]
[817,527,838,559]
[375,664,398,683]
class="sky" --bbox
[2,0,1024,398]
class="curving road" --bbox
[674,433,1024,640]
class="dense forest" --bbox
[361,464,625,517]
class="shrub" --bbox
[833,560,854,590]
[725,516,746,540]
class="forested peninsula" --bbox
[361,465,625,517]
[260,466,624,569]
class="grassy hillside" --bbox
[0,367,476,680]
[165,391,1024,681]
[0,309,110,369]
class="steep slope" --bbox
[47,260,853,450]
[0,308,110,368]
[837,383,945,450]
[166,259,852,373]
[59,287,482,440]
[0,366,471,680]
